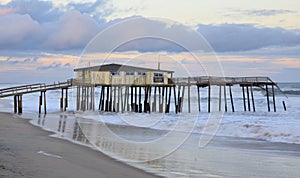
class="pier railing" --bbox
[0,80,72,98]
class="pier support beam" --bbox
[197,86,200,112]
[229,86,235,112]
[272,85,276,112]
[250,86,255,112]
[246,86,251,111]
[224,85,227,112]
[38,91,47,115]
[242,86,246,111]
[208,85,211,113]
[266,85,270,112]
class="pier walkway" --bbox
[0,77,286,114]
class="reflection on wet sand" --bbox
[33,114,300,178]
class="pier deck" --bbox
[0,76,286,114]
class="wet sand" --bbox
[0,112,158,178]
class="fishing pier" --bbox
[0,63,286,114]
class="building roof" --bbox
[74,63,174,73]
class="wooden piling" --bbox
[250,86,255,112]
[242,86,246,111]
[224,85,227,112]
[219,85,222,112]
[246,86,251,111]
[208,85,211,113]
[139,86,142,113]
[60,88,64,111]
[272,85,276,112]
[282,101,287,111]
[77,86,80,110]
[181,85,185,113]
[173,86,177,114]
[109,86,113,112]
[229,86,234,112]
[153,86,157,112]
[18,95,22,114]
[39,92,42,114]
[197,86,201,112]
[113,86,117,112]
[188,77,191,113]
[266,85,270,112]
[43,91,47,114]
[14,95,17,113]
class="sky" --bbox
[0,0,299,83]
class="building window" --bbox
[153,73,164,83]
[111,72,120,76]
[125,72,135,76]
[137,72,146,76]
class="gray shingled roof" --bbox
[74,63,174,73]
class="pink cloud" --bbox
[0,7,16,15]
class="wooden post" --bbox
[18,95,22,114]
[224,85,227,112]
[266,85,270,112]
[197,86,201,112]
[242,86,246,111]
[77,86,80,111]
[92,87,95,111]
[113,86,116,112]
[219,85,222,112]
[14,95,17,113]
[177,86,181,113]
[148,86,152,113]
[109,86,113,112]
[134,86,138,112]
[208,85,211,113]
[153,86,157,112]
[117,86,121,112]
[39,92,42,114]
[60,88,64,111]
[105,86,109,112]
[161,87,165,113]
[165,86,168,113]
[65,88,68,111]
[246,86,251,111]
[188,77,191,113]
[272,85,276,112]
[167,86,172,113]
[86,87,89,111]
[229,86,234,112]
[181,85,185,113]
[282,101,287,111]
[250,86,255,112]
[98,86,103,110]
[139,86,142,113]
[43,91,47,114]
[173,86,177,114]
[130,86,133,111]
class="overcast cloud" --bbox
[0,0,300,53]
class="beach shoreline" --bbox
[0,112,158,178]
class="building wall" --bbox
[75,71,170,85]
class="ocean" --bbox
[0,82,300,177]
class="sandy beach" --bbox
[0,112,158,178]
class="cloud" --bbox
[1,0,62,22]
[197,23,300,52]
[0,10,101,50]
[244,9,296,16]
[42,10,100,50]
[0,14,41,48]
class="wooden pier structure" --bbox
[0,64,286,114]
[0,80,72,114]
[73,76,286,114]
